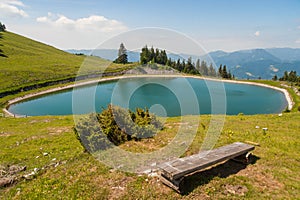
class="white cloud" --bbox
[2,0,25,7]
[296,39,300,44]
[254,31,260,37]
[36,13,128,33]
[0,0,28,18]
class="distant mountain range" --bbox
[66,48,300,79]
[207,48,300,79]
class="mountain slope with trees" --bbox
[207,48,300,79]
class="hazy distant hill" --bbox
[66,48,300,79]
[207,48,300,79]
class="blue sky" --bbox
[1,0,300,52]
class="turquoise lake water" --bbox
[8,77,288,116]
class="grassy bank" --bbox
[0,112,299,199]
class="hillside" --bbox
[207,48,300,79]
[0,32,83,92]
[0,32,132,93]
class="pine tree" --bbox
[140,45,150,64]
[155,48,160,64]
[196,59,200,73]
[150,46,155,62]
[218,65,223,77]
[161,50,168,65]
[288,71,297,82]
[200,60,208,76]
[0,22,6,32]
[228,71,232,79]
[208,63,217,77]
[272,75,278,81]
[118,43,126,57]
[114,43,128,64]
[222,65,228,79]
[283,71,289,81]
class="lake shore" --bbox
[3,74,294,117]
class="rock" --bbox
[278,113,283,117]
[142,169,152,174]
[148,172,159,178]
[255,126,260,129]
[262,128,268,131]
[8,165,26,175]
[23,171,35,180]
[224,184,248,196]
[43,152,49,156]
[112,186,125,190]
[0,177,14,187]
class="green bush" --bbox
[74,113,113,152]
[74,105,163,152]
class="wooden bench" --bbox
[158,142,255,193]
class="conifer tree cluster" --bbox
[279,71,300,84]
[140,45,168,65]
[218,64,233,79]
[195,59,217,76]
[139,45,226,76]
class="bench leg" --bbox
[232,152,252,164]
[159,174,184,194]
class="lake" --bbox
[8,77,288,116]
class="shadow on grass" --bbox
[0,32,7,58]
[180,155,260,195]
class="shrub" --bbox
[74,113,113,152]
[298,106,300,112]
[74,105,163,152]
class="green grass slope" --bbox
[0,31,134,93]
[0,31,85,92]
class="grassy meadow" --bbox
[0,113,299,199]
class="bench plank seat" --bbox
[158,142,255,193]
